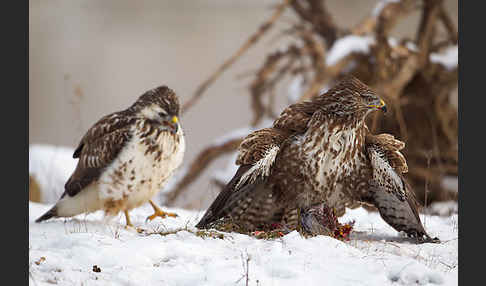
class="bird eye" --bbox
[158,111,167,117]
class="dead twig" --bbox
[165,138,243,206]
[181,0,292,114]
[290,0,340,46]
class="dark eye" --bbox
[158,111,167,117]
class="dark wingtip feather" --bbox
[196,209,218,229]
[195,221,208,229]
[195,165,254,229]
[35,206,58,223]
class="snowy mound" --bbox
[29,203,458,286]
[29,144,77,203]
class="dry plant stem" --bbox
[373,1,417,82]
[290,0,339,46]
[352,0,417,36]
[181,0,291,115]
[265,57,298,119]
[438,5,458,43]
[382,55,420,99]
[376,0,418,35]
[250,48,294,126]
[416,0,443,67]
[294,30,330,102]
[165,138,243,206]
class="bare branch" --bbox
[290,0,340,46]
[181,0,292,114]
[165,138,243,206]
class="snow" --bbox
[441,176,458,193]
[326,35,375,66]
[430,45,458,70]
[29,144,77,203]
[388,37,399,47]
[406,41,419,52]
[426,201,458,217]
[29,202,458,286]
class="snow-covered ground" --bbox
[29,202,458,286]
[29,144,77,203]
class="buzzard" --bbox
[196,76,438,243]
[35,86,185,227]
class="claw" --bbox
[124,224,145,233]
[417,235,441,244]
[145,200,178,222]
[145,210,178,222]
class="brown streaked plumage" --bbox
[36,86,185,227]
[196,76,438,243]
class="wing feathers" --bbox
[366,141,435,241]
[63,113,135,198]
[236,128,289,165]
[366,132,408,173]
[196,165,252,228]
[198,126,290,229]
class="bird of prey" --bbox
[196,76,438,243]
[36,86,185,227]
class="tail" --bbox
[35,206,58,223]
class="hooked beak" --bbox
[368,99,387,113]
[170,116,179,134]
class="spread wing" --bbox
[196,128,294,229]
[365,132,408,173]
[196,100,318,229]
[62,112,136,198]
[366,135,436,241]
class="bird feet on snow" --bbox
[145,200,178,222]
[124,224,146,233]
[410,232,441,244]
[123,211,145,233]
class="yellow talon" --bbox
[146,200,178,222]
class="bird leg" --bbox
[146,200,178,222]
[124,210,133,228]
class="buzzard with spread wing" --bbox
[197,76,438,243]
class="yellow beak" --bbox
[171,116,178,124]
[368,99,387,112]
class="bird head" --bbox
[317,76,387,117]
[132,86,181,134]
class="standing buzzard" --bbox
[36,86,185,227]
[196,76,438,243]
